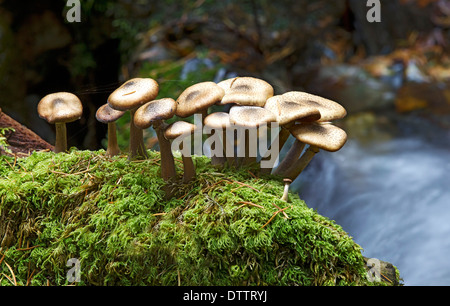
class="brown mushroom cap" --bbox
[134,98,177,129]
[229,105,277,128]
[37,92,83,124]
[264,95,321,125]
[95,103,125,124]
[108,78,159,111]
[282,91,346,122]
[164,121,197,140]
[176,82,225,118]
[203,112,231,129]
[289,123,347,152]
[218,77,274,107]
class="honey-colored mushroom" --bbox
[37,92,83,153]
[108,78,159,160]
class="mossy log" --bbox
[0,150,400,286]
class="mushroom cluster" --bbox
[38,76,347,197]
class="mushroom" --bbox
[95,103,125,157]
[37,92,83,153]
[134,98,177,181]
[272,92,347,176]
[281,91,347,123]
[229,105,277,166]
[281,178,292,202]
[282,122,348,180]
[164,121,197,183]
[176,81,225,121]
[217,77,274,107]
[203,112,234,166]
[108,78,159,160]
[264,94,321,174]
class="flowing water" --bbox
[291,114,450,285]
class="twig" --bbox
[261,206,290,229]
[228,179,260,193]
[236,201,264,210]
[152,213,167,216]
[3,261,17,286]
[49,164,98,176]
[16,245,41,252]
[26,268,36,286]
[272,203,290,219]
[381,272,393,284]
[247,170,258,179]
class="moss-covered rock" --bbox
[0,150,395,285]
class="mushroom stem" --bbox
[278,126,291,151]
[242,129,257,166]
[272,139,306,176]
[259,125,279,174]
[210,129,227,166]
[154,121,177,181]
[180,143,196,183]
[283,145,320,180]
[281,178,292,202]
[54,122,67,153]
[129,108,148,160]
[223,129,236,167]
[106,122,121,157]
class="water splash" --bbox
[294,136,450,285]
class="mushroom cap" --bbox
[164,121,197,140]
[203,112,231,129]
[282,91,346,122]
[229,105,277,128]
[289,123,347,152]
[95,103,126,124]
[283,178,293,184]
[134,98,177,129]
[37,92,83,124]
[175,82,225,118]
[264,95,321,125]
[108,78,159,111]
[218,77,274,106]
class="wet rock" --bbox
[301,64,397,114]
[395,81,450,114]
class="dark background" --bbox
[0,0,449,151]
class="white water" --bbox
[293,135,450,285]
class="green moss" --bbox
[0,149,383,286]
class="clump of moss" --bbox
[0,150,382,286]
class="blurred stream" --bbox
[292,113,450,286]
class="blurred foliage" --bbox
[1,0,449,151]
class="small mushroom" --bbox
[264,94,321,150]
[204,112,234,166]
[272,92,346,176]
[281,91,347,122]
[264,94,321,174]
[176,81,225,121]
[134,98,177,181]
[95,103,125,157]
[164,121,197,183]
[282,122,348,180]
[108,78,159,160]
[217,77,274,107]
[37,92,83,153]
[281,178,292,202]
[229,105,277,166]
